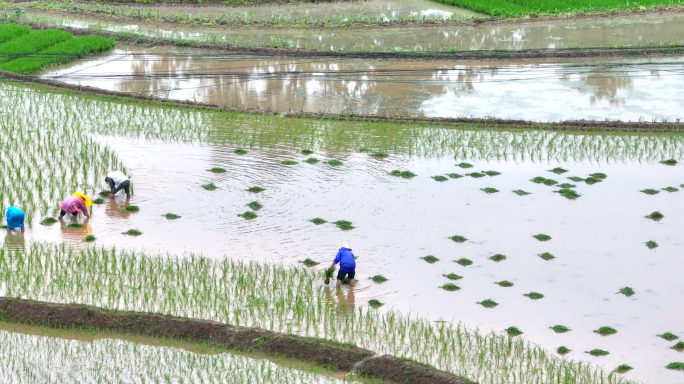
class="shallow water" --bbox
[42,47,684,121]
[6,134,684,383]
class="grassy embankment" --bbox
[435,0,684,16]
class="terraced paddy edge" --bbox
[2,74,684,133]
[9,21,684,61]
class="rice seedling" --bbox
[202,183,218,191]
[496,280,514,287]
[659,332,679,341]
[341,277,357,285]
[618,287,635,296]
[641,189,660,195]
[568,177,585,182]
[323,267,335,284]
[660,159,678,165]
[646,240,658,249]
[456,162,473,168]
[123,229,142,236]
[443,273,462,280]
[558,183,576,188]
[524,292,544,300]
[234,148,248,155]
[40,217,57,225]
[328,160,343,166]
[99,190,112,197]
[432,176,449,182]
[539,252,555,261]
[557,346,571,355]
[368,299,384,308]
[389,170,416,178]
[0,24,31,44]
[84,234,96,242]
[280,160,297,165]
[531,176,548,184]
[447,173,463,179]
[0,225,6,229]
[440,283,461,291]
[92,198,105,204]
[481,187,499,194]
[247,186,265,193]
[467,172,486,178]
[66,223,83,229]
[533,234,552,241]
[662,186,679,192]
[543,179,559,186]
[455,258,473,266]
[666,362,684,370]
[371,152,388,158]
[506,327,523,336]
[614,364,633,373]
[309,218,327,225]
[163,213,181,219]
[550,325,571,333]
[478,299,498,308]
[513,190,531,196]
[483,171,501,176]
[588,349,610,356]
[208,167,227,173]
[247,201,262,211]
[370,275,388,283]
[549,167,568,174]
[305,157,319,164]
[556,188,581,199]
[594,326,618,335]
[301,258,319,266]
[123,205,140,212]
[450,235,467,243]
[333,220,354,230]
[584,177,600,185]
[0,29,73,65]
[673,341,684,351]
[301,149,314,155]
[589,173,607,179]
[489,254,506,262]
[238,211,257,220]
[421,255,440,263]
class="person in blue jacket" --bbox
[329,244,356,288]
[5,206,25,233]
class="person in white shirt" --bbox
[104,171,131,198]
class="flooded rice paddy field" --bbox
[1,82,684,383]
[22,10,684,51]
[42,47,684,122]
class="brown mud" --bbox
[0,296,475,384]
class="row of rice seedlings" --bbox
[1,82,683,164]
[0,23,31,44]
[0,28,73,64]
[0,242,639,384]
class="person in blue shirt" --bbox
[5,206,25,233]
[329,244,356,288]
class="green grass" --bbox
[123,229,142,236]
[481,187,499,194]
[309,218,327,225]
[539,252,555,261]
[247,201,262,211]
[435,0,677,17]
[663,186,679,192]
[301,258,319,266]
[513,189,531,196]
[594,326,617,335]
[666,362,684,370]
[389,170,416,178]
[333,220,354,230]
[0,29,73,65]
[618,287,635,297]
[239,211,257,220]
[443,273,463,280]
[496,280,514,287]
[646,240,658,249]
[84,234,96,242]
[202,183,217,191]
[467,172,486,178]
[421,255,440,263]
[550,325,571,333]
[370,275,388,283]
[557,188,581,199]
[447,173,463,179]
[0,24,31,44]
[208,167,226,173]
[123,205,139,212]
[456,162,473,168]
[66,223,83,229]
[659,332,679,341]
[588,349,610,356]
[455,258,473,266]
[247,186,265,193]
[524,292,544,300]
[614,364,632,373]
[234,148,248,154]
[368,299,384,308]
[549,167,568,174]
[328,160,343,166]
[432,175,449,182]
[301,149,314,155]
[641,189,660,195]
[533,234,551,241]
[450,235,467,243]
[281,160,297,165]
[660,159,678,165]
[557,346,571,355]
[40,217,57,225]
[92,198,105,204]
[489,254,506,262]
[506,326,523,336]
[478,299,498,308]
[483,171,501,176]
[558,183,576,188]
[440,283,461,291]
[163,213,181,220]
[305,157,319,164]
[646,211,664,221]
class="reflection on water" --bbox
[3,231,25,251]
[43,48,684,121]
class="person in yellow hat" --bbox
[59,193,91,218]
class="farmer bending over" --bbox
[59,193,90,218]
[5,206,25,233]
[329,244,356,289]
[105,171,131,198]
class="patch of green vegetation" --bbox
[208,167,226,173]
[557,346,571,355]
[557,188,581,199]
[489,254,506,262]
[389,170,416,178]
[673,341,684,351]
[84,234,96,242]
[468,172,486,178]
[484,170,501,176]
[550,325,571,333]
[558,183,576,188]
[481,187,499,194]
[301,157,318,165]
[234,148,248,155]
[660,159,678,165]
[98,190,111,197]
[281,160,298,165]
[496,280,514,287]
[450,235,467,243]
[618,287,635,297]
[506,326,523,336]
[659,332,679,341]
[549,167,568,174]
[371,152,388,158]
[66,223,83,229]
[341,277,357,285]
[447,173,463,179]
[646,211,664,221]
[589,173,607,179]
[328,160,343,166]
[595,326,617,335]
[163,213,181,220]
[513,189,531,196]
[247,186,265,193]
[440,283,461,291]
[432,175,449,182]
[370,275,388,283]
[123,205,139,212]
[524,292,544,300]
[123,229,142,236]
[443,273,463,280]
[614,364,632,373]
[646,240,658,249]
[0,225,6,229]
[455,258,473,266]
[543,179,559,186]
[92,198,105,204]
[421,255,440,263]
[663,186,679,192]
[584,177,601,185]
[478,299,498,308]
[368,299,384,308]
[666,362,684,370]
[202,183,218,191]
[588,349,610,356]
[641,189,660,195]
[301,258,319,266]
[239,211,257,220]
[531,176,547,184]
[539,252,555,261]
[533,234,552,241]
[301,149,314,155]
[333,220,354,230]
[247,201,262,211]
[323,267,335,280]
[40,217,57,225]
[456,162,473,168]
[309,218,327,225]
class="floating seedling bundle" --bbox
[389,170,416,178]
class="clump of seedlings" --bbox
[440,283,461,291]
[551,325,571,333]
[341,277,357,285]
[301,149,314,155]
[432,175,449,182]
[589,173,607,180]
[234,148,248,155]
[123,205,139,212]
[370,275,388,283]
[513,190,531,196]
[328,160,343,166]
[646,211,664,221]
[333,220,354,230]
[239,211,257,220]
[646,240,658,249]
[524,292,544,300]
[323,267,335,284]
[556,188,581,199]
[301,258,319,266]
[484,170,501,176]
[641,189,660,195]
[663,186,679,192]
[450,235,467,243]
[371,152,388,158]
[618,287,635,296]
[531,176,549,184]
[202,183,218,191]
[557,346,571,355]
[660,159,678,165]
[421,255,440,263]
[208,167,226,173]
[443,273,462,280]
[66,223,83,229]
[455,258,473,266]
[533,234,552,241]
[305,157,319,164]
[665,362,684,370]
[247,201,262,211]
[673,341,684,351]
[506,327,523,336]
[447,173,463,179]
[478,299,498,308]
[481,187,499,194]
[587,349,610,356]
[98,190,111,197]
[659,332,679,341]
[389,170,416,178]
[614,364,633,373]
[558,183,576,188]
[568,176,585,182]
[594,326,618,335]
[84,234,96,242]
[40,217,57,225]
[549,167,568,174]
[496,280,514,287]
[456,162,473,168]
[163,213,181,220]
[281,160,297,165]
[92,198,105,204]
[584,177,600,185]
[123,229,142,236]
[489,254,506,262]
[247,186,265,193]
[539,252,555,261]
[309,218,327,225]
[368,299,384,308]
[467,172,486,178]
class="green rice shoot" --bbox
[202,183,218,191]
[539,252,555,261]
[478,299,498,308]
[533,234,552,241]
[309,218,327,225]
[208,167,226,173]
[421,255,440,263]
[238,211,257,220]
[489,254,506,262]
[163,213,181,220]
[595,326,617,335]
[123,229,142,236]
[247,201,262,211]
[84,234,96,242]
[496,280,514,287]
[550,325,570,333]
[432,176,449,182]
[450,235,467,243]
[513,190,531,196]
[443,273,463,280]
[455,258,473,266]
[506,327,523,336]
[370,275,388,283]
[524,292,544,300]
[481,187,499,194]
[247,186,265,193]
[440,283,461,291]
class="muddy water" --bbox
[42,47,684,121]
[24,10,684,50]
[8,135,684,383]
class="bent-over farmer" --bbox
[328,244,356,289]
[59,193,90,218]
[105,171,131,198]
[5,206,25,233]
